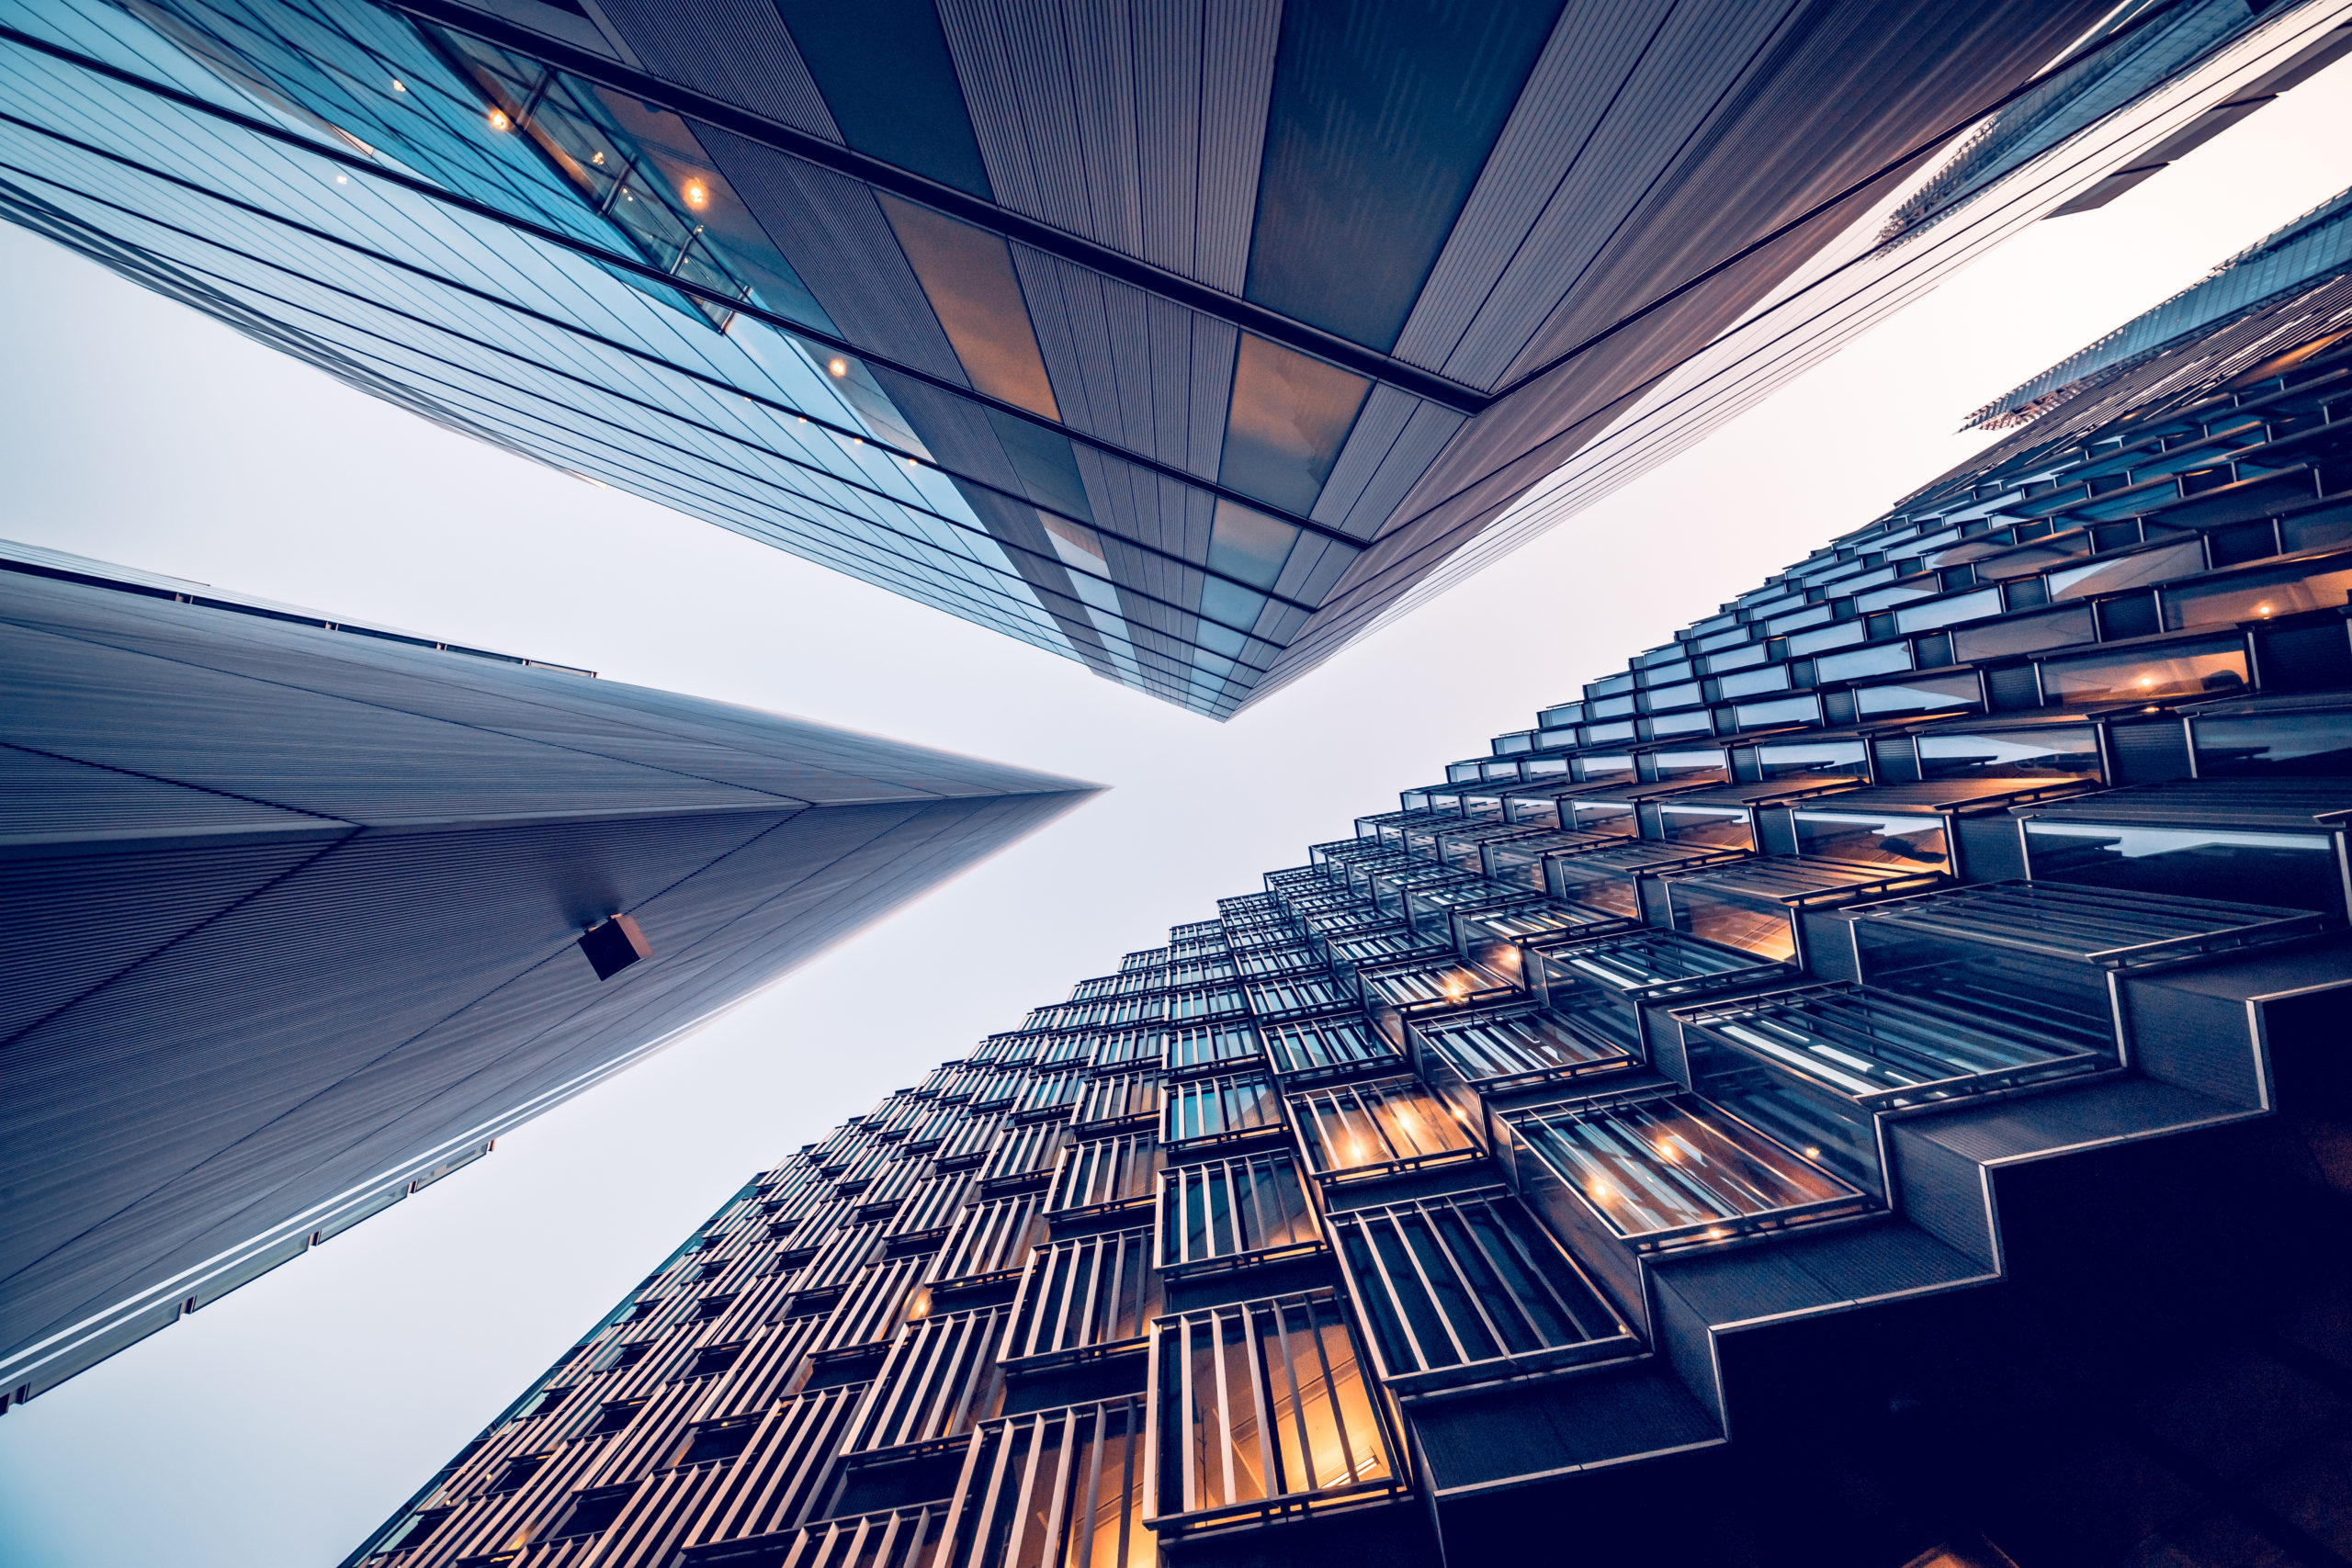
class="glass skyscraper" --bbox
[3,0,2344,715]
[342,195,2352,1567]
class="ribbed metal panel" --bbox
[591,0,840,138]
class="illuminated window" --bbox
[2037,637,2249,705]
[941,1400,1149,1568]
[1286,1076,1479,1180]
[1510,1093,1861,1247]
[1149,1292,1398,1528]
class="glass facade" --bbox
[2,0,2331,715]
[346,217,2352,1565]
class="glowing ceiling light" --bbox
[486,107,511,131]
[334,173,348,185]
[2256,604,2274,616]
[591,151,605,165]
[684,181,707,209]
[1804,1147,1821,1158]
[828,357,849,377]
[390,78,404,92]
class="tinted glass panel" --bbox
[1246,0,1563,349]
[775,0,992,197]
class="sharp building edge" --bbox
[0,544,1098,1409]
[3,0,2346,716]
[345,222,2352,1568]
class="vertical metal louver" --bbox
[1148,1292,1398,1529]
[810,1253,933,1356]
[1328,1189,1632,1396]
[844,1303,1014,1456]
[1071,1070,1163,1130]
[1257,1014,1400,1080]
[925,1193,1046,1289]
[1001,1227,1160,1368]
[979,1121,1068,1189]
[671,1382,869,1551]
[1164,1021,1263,1073]
[1163,1072,1283,1148]
[1047,1134,1164,1217]
[1157,1152,1322,1275]
[882,1173,975,1244]
[1286,1077,1481,1181]
[712,1504,950,1568]
[938,1399,1151,1568]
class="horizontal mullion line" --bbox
[0,22,1373,552]
[0,121,1301,657]
[370,0,1487,413]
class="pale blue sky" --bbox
[2,61,2348,1568]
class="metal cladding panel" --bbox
[0,833,340,1045]
[588,0,841,138]
[6,573,1067,806]
[3,575,1093,1387]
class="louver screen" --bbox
[1328,1189,1632,1395]
[938,1400,1150,1568]
[1286,1077,1479,1180]
[1148,1292,1397,1529]
[845,1303,1013,1456]
[1002,1227,1160,1368]
[1158,1152,1321,1275]
[1048,1134,1163,1217]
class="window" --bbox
[674,1417,757,1466]
[1163,1073,1283,1148]
[1003,1228,1161,1368]
[944,1401,1150,1568]
[926,1193,1046,1288]
[546,1484,635,1539]
[844,1304,1013,1456]
[601,1340,650,1371]
[587,1399,644,1435]
[1510,1094,1861,1247]
[1149,1292,1397,1527]
[1258,1015,1399,1083]
[1048,1134,1163,1216]
[683,1342,744,1379]
[980,1121,1067,1187]
[484,1454,545,1494]
[1158,1152,1322,1275]
[1330,1190,1632,1394]
[1164,1021,1262,1073]
[2037,637,2249,705]
[1286,1077,1479,1180]
[515,1385,571,1419]
[1073,1070,1163,1129]
[1417,1008,1632,1093]
[694,1293,737,1321]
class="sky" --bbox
[0,55,2347,1568]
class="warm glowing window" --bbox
[944,1401,1149,1568]
[1149,1292,1396,1526]
[1286,1077,1479,1179]
[1514,1094,1859,1244]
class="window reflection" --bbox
[1217,334,1371,514]
[2038,640,2248,704]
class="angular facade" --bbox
[4,0,2345,715]
[0,541,1097,1412]
[345,222,2352,1566]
